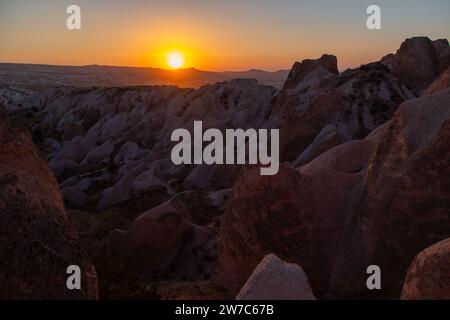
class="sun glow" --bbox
[167,52,185,69]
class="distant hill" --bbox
[0,63,289,89]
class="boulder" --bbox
[236,254,316,300]
[82,140,114,164]
[109,198,217,279]
[109,198,191,274]
[114,141,140,164]
[401,238,450,300]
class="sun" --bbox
[167,52,185,69]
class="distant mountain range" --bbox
[0,63,289,89]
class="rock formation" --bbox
[109,198,217,280]
[219,88,450,298]
[383,37,450,93]
[0,111,97,299]
[236,254,316,300]
[425,66,450,95]
[401,238,450,300]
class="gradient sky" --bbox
[0,0,449,71]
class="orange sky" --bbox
[0,1,449,71]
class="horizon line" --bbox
[0,61,294,74]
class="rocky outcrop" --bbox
[236,254,316,300]
[401,238,450,300]
[0,113,97,299]
[267,37,448,163]
[218,141,374,294]
[385,37,450,93]
[425,66,450,95]
[283,54,338,91]
[219,88,450,298]
[330,88,450,298]
[268,59,414,162]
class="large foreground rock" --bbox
[219,88,450,298]
[401,238,450,300]
[0,112,97,299]
[236,254,316,300]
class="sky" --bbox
[0,0,449,71]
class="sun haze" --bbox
[167,52,185,69]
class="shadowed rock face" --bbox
[269,37,449,163]
[217,145,373,295]
[0,112,97,299]
[330,88,450,298]
[218,88,450,298]
[425,66,450,95]
[283,54,339,90]
[388,37,450,94]
[269,60,415,162]
[401,238,450,300]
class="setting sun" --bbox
[167,52,185,69]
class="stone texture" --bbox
[0,113,97,299]
[109,198,217,279]
[219,88,450,298]
[283,54,339,90]
[401,238,450,300]
[425,66,450,95]
[236,254,316,300]
[293,124,342,166]
[391,37,450,93]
